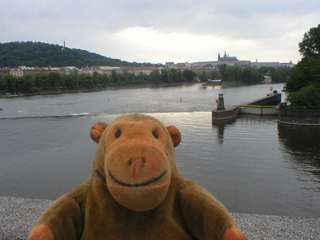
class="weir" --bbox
[212,91,282,122]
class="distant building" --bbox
[83,66,123,76]
[263,76,272,83]
[10,66,38,76]
[165,62,175,68]
[0,68,10,76]
[8,66,67,76]
[250,60,295,68]
[126,67,156,76]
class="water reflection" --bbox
[212,114,277,144]
[212,118,237,144]
[278,123,320,190]
[238,113,278,122]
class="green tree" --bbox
[285,24,320,106]
[182,69,196,82]
[258,67,274,77]
[227,66,242,82]
[126,73,138,85]
[175,69,184,83]
[110,70,121,85]
[64,74,78,90]
[48,72,61,88]
[219,64,228,81]
[92,71,101,87]
[198,71,207,83]
[2,74,17,92]
[210,69,221,80]
[34,73,49,89]
[78,74,93,89]
[251,68,263,83]
[272,68,291,83]
[287,84,320,106]
[285,56,320,93]
[241,68,253,83]
[161,69,170,83]
[149,70,162,84]
[299,24,320,59]
[137,72,149,84]
[20,74,35,92]
[0,42,157,68]
[99,74,110,87]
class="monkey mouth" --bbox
[108,170,167,188]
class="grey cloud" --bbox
[3,0,319,38]
[0,0,319,63]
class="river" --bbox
[1,83,319,217]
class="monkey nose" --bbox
[128,157,146,166]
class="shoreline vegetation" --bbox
[1,64,291,98]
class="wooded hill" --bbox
[0,41,156,68]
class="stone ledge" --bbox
[1,196,319,240]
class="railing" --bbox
[239,104,279,108]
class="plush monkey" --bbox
[28,113,247,240]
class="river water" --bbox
[1,83,319,218]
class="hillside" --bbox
[0,41,155,68]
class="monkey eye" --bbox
[152,130,159,139]
[115,130,121,138]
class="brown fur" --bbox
[27,113,247,240]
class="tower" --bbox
[216,94,226,111]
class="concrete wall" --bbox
[212,108,238,122]
[245,93,281,106]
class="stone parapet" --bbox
[279,105,320,125]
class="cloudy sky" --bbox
[1,1,319,64]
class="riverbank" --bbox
[0,82,196,98]
[203,81,256,88]
[1,196,319,239]
[1,81,276,98]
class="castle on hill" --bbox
[166,51,294,68]
[217,51,238,62]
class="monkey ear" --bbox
[90,122,108,143]
[166,126,181,147]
